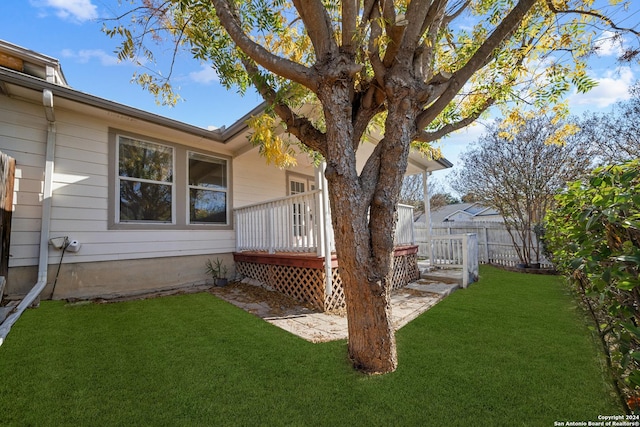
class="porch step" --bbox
[407,280,459,296]
[420,268,464,286]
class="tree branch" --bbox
[379,0,405,68]
[416,97,495,142]
[358,139,385,204]
[392,0,435,68]
[242,58,328,156]
[443,0,471,26]
[416,0,537,129]
[414,0,448,80]
[546,0,640,37]
[352,94,386,151]
[291,0,339,60]
[210,0,319,90]
[342,0,359,54]
[367,6,387,90]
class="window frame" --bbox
[108,129,232,231]
[286,171,315,196]
[186,151,229,226]
[116,136,176,225]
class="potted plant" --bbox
[206,257,228,287]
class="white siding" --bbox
[0,96,237,268]
[232,149,288,207]
[0,98,47,268]
[232,146,319,208]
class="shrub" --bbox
[544,160,640,411]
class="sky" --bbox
[1,0,640,189]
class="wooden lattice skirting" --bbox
[234,246,420,312]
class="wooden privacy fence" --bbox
[415,221,553,269]
[0,151,15,301]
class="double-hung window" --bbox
[188,152,227,225]
[117,137,174,223]
[111,131,231,229]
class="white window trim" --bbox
[286,172,315,196]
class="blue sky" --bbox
[1,0,639,181]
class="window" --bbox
[290,180,305,195]
[286,174,315,237]
[117,137,174,223]
[111,131,231,229]
[188,152,227,224]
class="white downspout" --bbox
[0,89,56,346]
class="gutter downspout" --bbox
[0,89,55,346]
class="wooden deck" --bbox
[234,245,417,266]
[233,251,338,269]
[233,246,420,312]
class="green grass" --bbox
[0,266,621,426]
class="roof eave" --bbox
[0,67,227,142]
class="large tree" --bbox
[575,81,640,165]
[451,115,593,265]
[108,0,640,373]
[400,174,459,215]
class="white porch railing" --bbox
[423,234,479,288]
[234,192,415,254]
[235,190,323,253]
[395,204,415,246]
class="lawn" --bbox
[0,266,621,426]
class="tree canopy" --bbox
[108,0,640,148]
[451,114,593,265]
[106,0,640,374]
[401,174,459,214]
[574,80,640,165]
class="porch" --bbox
[233,189,433,312]
[233,246,420,312]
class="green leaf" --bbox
[616,255,640,265]
[628,371,640,388]
[617,281,637,291]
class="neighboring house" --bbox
[0,40,451,310]
[416,202,503,224]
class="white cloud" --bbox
[593,30,625,58]
[569,66,634,109]
[61,48,120,66]
[31,0,98,22]
[189,65,219,84]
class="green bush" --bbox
[545,160,640,411]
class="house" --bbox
[416,202,503,224]
[0,40,452,312]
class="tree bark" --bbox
[319,70,418,374]
[316,74,398,373]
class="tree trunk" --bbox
[328,190,398,374]
[341,254,397,373]
[320,78,416,374]
[316,80,396,373]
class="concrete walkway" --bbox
[209,278,459,342]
